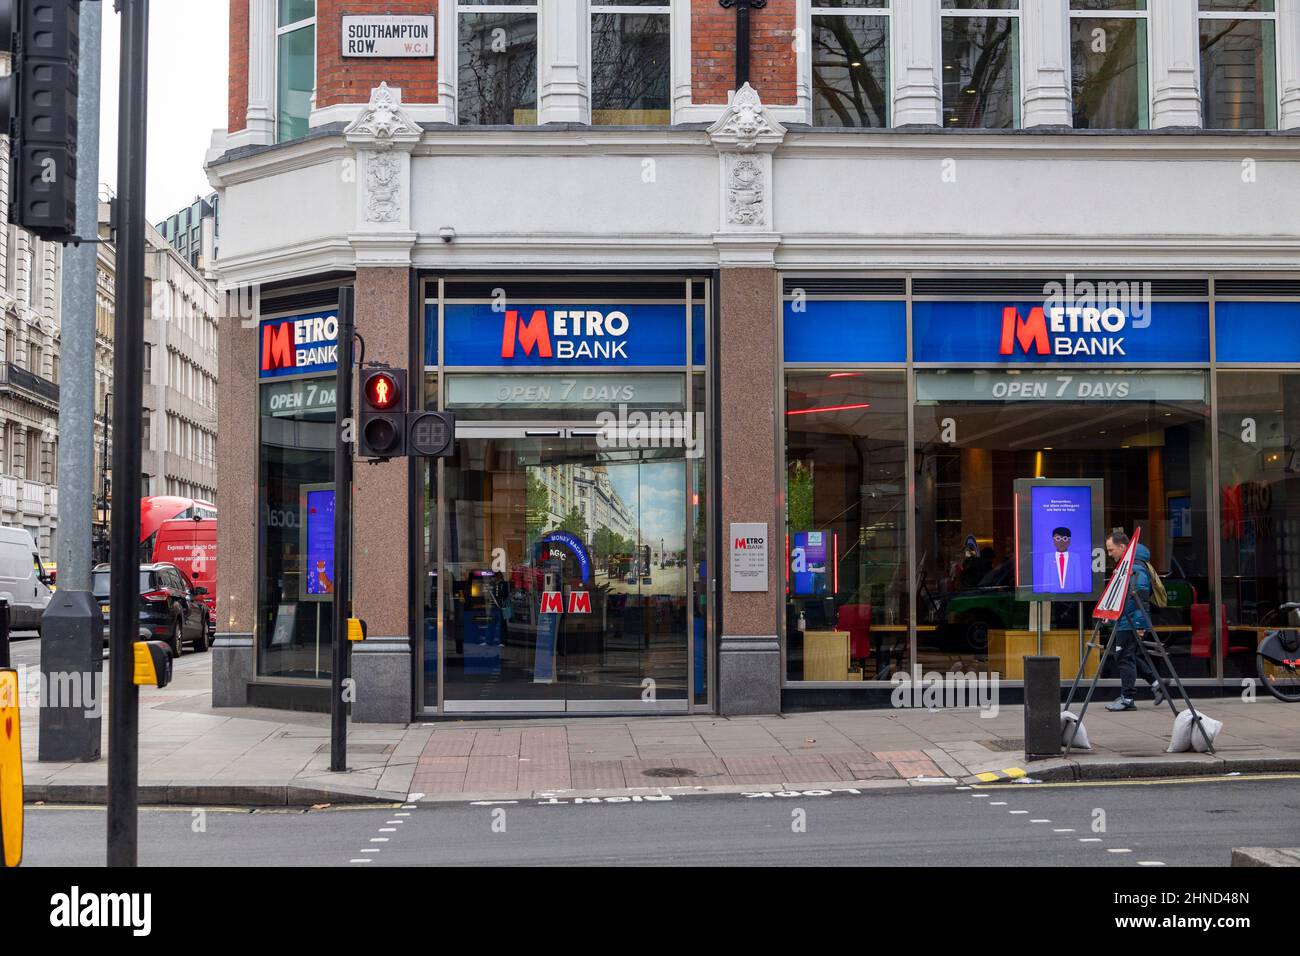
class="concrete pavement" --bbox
[13,641,1300,805]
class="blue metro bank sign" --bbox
[443,303,687,367]
[912,300,1210,364]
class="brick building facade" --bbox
[208,1,1300,719]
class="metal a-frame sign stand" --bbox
[1063,528,1215,755]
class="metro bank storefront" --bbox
[222,271,1300,719]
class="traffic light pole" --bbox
[107,0,149,868]
[42,0,103,766]
[330,287,355,772]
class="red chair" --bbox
[1190,603,1214,661]
[837,603,872,661]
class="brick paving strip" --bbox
[17,655,1300,804]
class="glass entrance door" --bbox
[437,428,695,712]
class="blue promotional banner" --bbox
[783,300,906,364]
[259,311,339,379]
[1029,485,1093,597]
[304,488,335,597]
[441,303,688,367]
[912,300,1210,365]
[1215,301,1300,363]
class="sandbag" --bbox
[1061,710,1092,750]
[1167,709,1223,753]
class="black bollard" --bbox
[1024,656,1062,760]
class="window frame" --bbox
[808,0,895,129]
[1198,2,1280,130]
[589,1,673,126]
[939,1,1023,130]
[1068,1,1152,130]
[454,0,542,127]
[275,5,317,143]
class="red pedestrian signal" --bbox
[358,366,408,458]
[365,371,400,410]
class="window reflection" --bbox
[914,370,1212,682]
[1070,5,1149,129]
[258,378,336,679]
[812,8,890,128]
[785,371,909,682]
[1217,371,1300,682]
[1200,11,1276,130]
[458,10,538,125]
[592,9,671,125]
[941,5,1020,129]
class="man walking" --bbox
[1104,528,1165,711]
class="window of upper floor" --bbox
[811,0,891,128]
[257,0,1289,138]
[276,0,316,142]
[1200,0,1278,130]
[454,0,671,127]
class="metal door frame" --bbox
[435,421,696,715]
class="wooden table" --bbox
[803,629,851,682]
[989,629,1098,680]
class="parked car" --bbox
[0,526,54,633]
[92,562,211,656]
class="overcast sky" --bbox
[97,1,230,224]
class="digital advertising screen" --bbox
[302,484,335,600]
[790,530,830,597]
[1014,477,1104,602]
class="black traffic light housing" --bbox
[408,410,456,458]
[357,365,407,459]
[3,0,81,241]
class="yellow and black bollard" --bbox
[0,667,23,867]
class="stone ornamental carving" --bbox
[711,84,779,149]
[706,82,786,152]
[366,152,402,223]
[344,82,421,148]
[346,83,421,239]
[707,84,785,232]
[726,156,764,226]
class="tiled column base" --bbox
[211,633,254,707]
[351,635,412,723]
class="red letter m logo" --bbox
[540,591,564,614]
[999,307,1050,356]
[566,591,591,614]
[734,538,747,549]
[501,309,553,359]
[261,321,294,372]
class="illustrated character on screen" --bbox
[316,560,333,594]
[1038,526,1088,594]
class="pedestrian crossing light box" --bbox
[1013,477,1104,603]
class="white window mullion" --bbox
[539,0,590,124]
[1150,0,1202,128]
[1282,0,1300,127]
[1022,0,1072,127]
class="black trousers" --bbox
[1114,628,1158,698]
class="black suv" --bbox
[92,562,211,656]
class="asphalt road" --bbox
[4,631,53,671]
[19,775,1300,867]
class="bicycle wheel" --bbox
[1257,652,1300,702]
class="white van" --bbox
[0,526,53,632]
